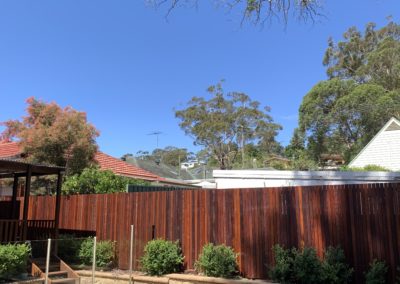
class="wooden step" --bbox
[38,264,60,272]
[50,277,79,284]
[48,270,68,279]
[32,259,59,267]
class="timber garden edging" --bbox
[77,271,274,284]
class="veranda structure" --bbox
[0,159,64,243]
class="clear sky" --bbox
[0,0,399,158]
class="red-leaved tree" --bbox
[1,97,99,175]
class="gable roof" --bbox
[95,152,160,181]
[349,117,400,169]
[0,141,162,182]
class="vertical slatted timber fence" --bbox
[23,183,400,283]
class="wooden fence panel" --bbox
[22,183,400,283]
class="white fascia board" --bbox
[213,170,400,182]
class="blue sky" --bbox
[0,0,399,158]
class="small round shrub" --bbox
[195,243,238,278]
[270,245,354,284]
[321,246,353,284]
[0,243,31,279]
[293,247,323,284]
[365,259,388,284]
[96,241,116,268]
[141,239,184,276]
[78,238,115,268]
[269,244,296,283]
[78,238,93,265]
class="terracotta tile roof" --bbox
[94,152,161,181]
[0,141,21,158]
[0,141,162,181]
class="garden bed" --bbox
[0,278,44,284]
[77,270,274,284]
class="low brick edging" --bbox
[77,271,274,284]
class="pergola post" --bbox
[11,175,19,219]
[22,165,32,240]
[54,170,62,239]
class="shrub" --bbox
[269,245,296,283]
[321,246,353,284]
[141,239,184,276]
[78,238,115,268]
[341,164,390,172]
[0,243,31,279]
[270,245,353,284]
[365,259,388,284]
[62,166,149,195]
[96,241,116,268]
[195,243,238,278]
[292,247,323,284]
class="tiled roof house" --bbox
[0,141,21,159]
[0,141,165,182]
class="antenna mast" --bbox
[148,131,163,148]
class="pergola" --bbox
[0,159,64,242]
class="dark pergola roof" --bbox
[0,158,65,179]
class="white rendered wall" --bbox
[213,170,400,189]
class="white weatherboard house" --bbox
[349,117,400,171]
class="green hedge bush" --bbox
[293,247,324,283]
[365,259,388,284]
[195,243,238,278]
[269,245,353,284]
[141,239,184,276]
[63,166,149,194]
[340,164,390,172]
[269,244,296,283]
[0,243,31,279]
[78,238,115,268]
[322,246,353,284]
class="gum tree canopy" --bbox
[175,81,282,170]
[296,21,400,163]
[148,0,323,24]
[1,97,99,175]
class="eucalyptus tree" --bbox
[175,81,281,169]
[296,21,400,164]
[148,0,323,25]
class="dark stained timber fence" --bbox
[25,183,400,283]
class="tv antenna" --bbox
[148,131,163,148]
